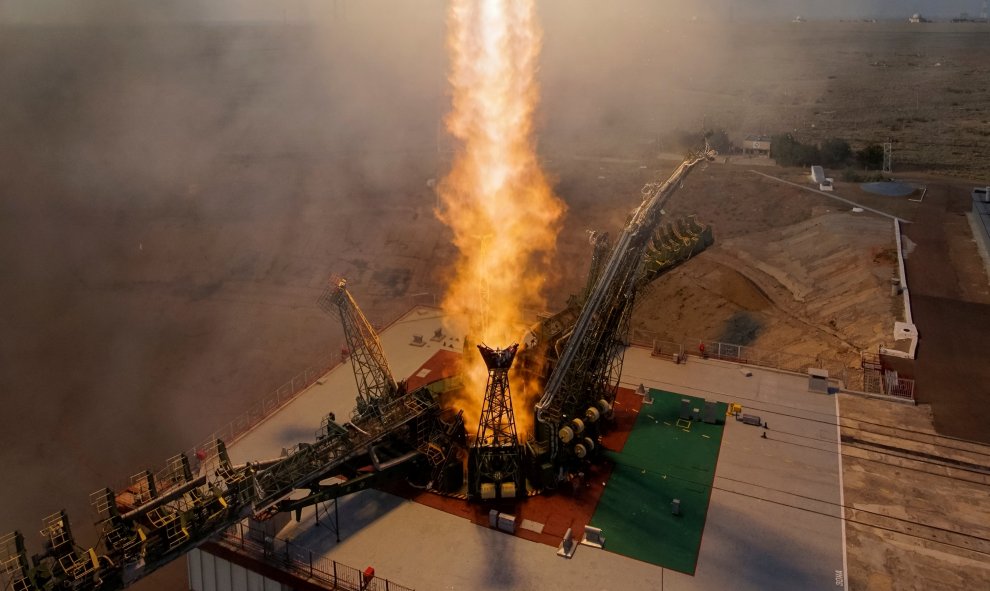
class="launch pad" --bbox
[205,309,845,591]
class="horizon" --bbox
[1,1,989,25]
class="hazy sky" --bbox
[1,1,987,24]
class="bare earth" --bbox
[839,394,990,591]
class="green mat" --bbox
[590,390,727,574]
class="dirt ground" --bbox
[538,20,990,181]
[2,16,989,591]
[897,182,990,442]
[620,161,901,366]
[838,394,990,591]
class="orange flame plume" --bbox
[437,0,564,439]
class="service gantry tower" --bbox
[468,344,524,500]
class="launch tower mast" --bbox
[468,344,524,500]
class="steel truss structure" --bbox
[468,344,524,500]
[319,278,399,418]
[534,145,716,468]
[2,285,437,591]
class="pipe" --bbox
[369,446,421,471]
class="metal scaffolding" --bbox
[2,285,438,591]
[468,344,524,500]
[319,278,399,418]
[534,145,716,468]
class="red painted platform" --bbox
[387,350,644,548]
[403,348,462,391]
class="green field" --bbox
[591,390,727,574]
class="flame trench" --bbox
[437,0,564,439]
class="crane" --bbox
[318,278,400,418]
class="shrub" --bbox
[771,134,820,166]
[820,138,852,167]
[856,144,885,169]
[672,128,733,153]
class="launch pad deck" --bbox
[382,384,644,550]
[592,390,728,575]
[385,382,726,577]
[221,307,846,590]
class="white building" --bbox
[810,165,825,184]
[742,135,772,156]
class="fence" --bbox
[861,369,915,400]
[102,299,450,507]
[860,352,915,400]
[218,520,414,591]
[630,328,852,381]
[104,352,345,500]
[628,328,916,402]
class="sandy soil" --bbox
[624,162,897,366]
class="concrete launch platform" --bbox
[223,307,846,590]
[591,390,727,574]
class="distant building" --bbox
[742,135,772,157]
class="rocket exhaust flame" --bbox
[437,0,564,439]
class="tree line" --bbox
[668,129,886,172]
[770,134,885,170]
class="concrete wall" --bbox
[972,198,990,262]
[187,548,285,591]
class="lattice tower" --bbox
[470,344,523,498]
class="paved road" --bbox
[902,183,990,443]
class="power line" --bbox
[681,419,990,486]
[624,393,990,485]
[604,451,990,556]
[620,373,990,454]
[611,379,990,551]
[762,427,990,485]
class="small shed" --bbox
[742,135,772,156]
[808,368,829,393]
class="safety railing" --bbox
[104,300,446,508]
[103,353,344,500]
[629,328,916,402]
[218,520,414,591]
